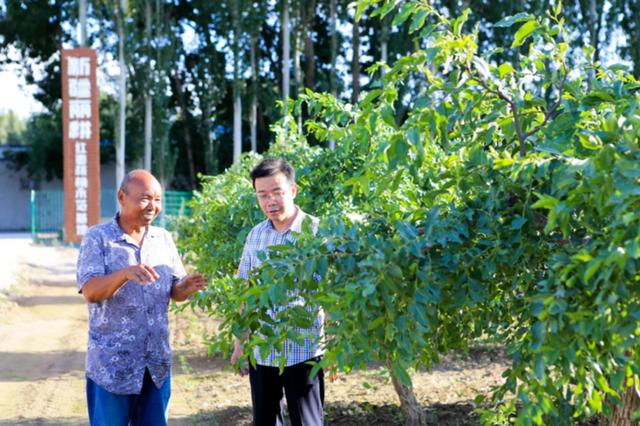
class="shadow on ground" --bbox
[170,401,482,426]
[25,262,76,277]
[15,295,84,307]
[0,418,85,426]
[0,351,85,381]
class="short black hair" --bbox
[250,158,295,189]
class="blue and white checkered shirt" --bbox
[237,206,325,367]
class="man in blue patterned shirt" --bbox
[230,158,325,426]
[76,169,207,426]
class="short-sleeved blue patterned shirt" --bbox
[76,214,186,395]
[237,207,325,367]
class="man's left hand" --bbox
[172,273,208,301]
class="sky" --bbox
[0,67,43,119]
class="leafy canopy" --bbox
[177,1,640,424]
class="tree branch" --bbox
[466,65,527,156]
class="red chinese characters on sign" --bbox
[62,49,100,243]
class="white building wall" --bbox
[0,146,116,231]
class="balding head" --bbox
[117,169,163,229]
[119,169,161,195]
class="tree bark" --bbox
[380,14,389,77]
[232,2,242,164]
[78,0,87,46]
[351,14,360,104]
[390,370,427,426]
[250,35,257,153]
[329,0,337,150]
[116,0,126,192]
[144,0,152,172]
[605,385,640,426]
[293,2,302,132]
[304,0,316,90]
[329,0,337,98]
[281,0,290,105]
[172,75,196,188]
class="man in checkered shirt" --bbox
[231,158,325,426]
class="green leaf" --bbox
[368,316,385,331]
[531,194,558,210]
[510,217,528,230]
[583,258,604,283]
[391,364,412,387]
[452,9,471,36]
[494,12,532,28]
[381,105,396,128]
[534,355,545,380]
[388,264,403,279]
[392,3,414,27]
[588,389,603,413]
[409,9,428,34]
[498,63,516,78]
[511,20,537,48]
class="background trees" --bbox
[2,0,640,190]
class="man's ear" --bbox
[290,183,298,199]
[117,189,125,205]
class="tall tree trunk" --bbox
[78,0,87,46]
[294,2,302,132]
[116,0,126,192]
[304,0,316,89]
[330,0,337,98]
[380,14,389,77]
[232,4,242,164]
[281,0,290,106]
[605,385,640,426]
[250,35,257,153]
[172,75,196,188]
[578,0,602,63]
[153,0,171,188]
[329,0,337,150]
[388,365,426,426]
[233,91,242,163]
[203,113,216,175]
[589,0,602,63]
[351,14,360,104]
[144,0,152,171]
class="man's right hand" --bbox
[124,264,159,284]
[230,338,248,376]
[231,338,243,364]
[82,264,159,303]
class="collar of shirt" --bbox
[266,206,307,235]
[109,213,162,246]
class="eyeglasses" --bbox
[256,187,289,202]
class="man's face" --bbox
[254,172,297,225]
[118,177,163,227]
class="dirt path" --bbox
[0,244,86,425]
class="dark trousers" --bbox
[249,358,324,426]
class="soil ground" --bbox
[0,240,510,425]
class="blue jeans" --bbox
[86,369,171,426]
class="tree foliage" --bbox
[0,110,26,145]
[178,1,640,424]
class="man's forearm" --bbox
[81,270,128,303]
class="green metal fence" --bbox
[30,189,192,243]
